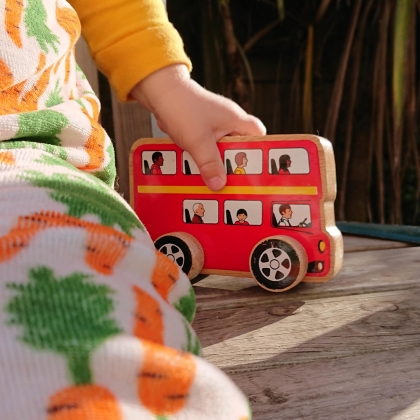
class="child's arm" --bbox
[70,0,266,190]
[130,64,266,190]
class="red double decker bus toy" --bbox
[129,135,343,292]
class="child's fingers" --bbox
[230,113,267,137]
[187,113,266,191]
[223,114,267,136]
[187,136,227,191]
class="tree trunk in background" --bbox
[342,119,372,222]
[219,1,249,111]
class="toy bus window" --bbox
[272,203,312,228]
[224,200,262,226]
[268,148,309,174]
[183,199,218,224]
[224,149,263,175]
[182,151,200,175]
[141,151,176,175]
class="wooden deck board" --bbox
[194,246,420,310]
[193,290,420,372]
[232,345,420,420]
[192,237,420,419]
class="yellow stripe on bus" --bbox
[137,185,318,195]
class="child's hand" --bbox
[130,64,266,190]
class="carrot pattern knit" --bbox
[0,1,250,419]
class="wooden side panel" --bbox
[75,37,99,97]
[111,90,152,200]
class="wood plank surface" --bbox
[232,345,420,420]
[192,239,420,420]
[193,246,420,310]
[193,290,419,371]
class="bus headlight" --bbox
[307,261,324,273]
[318,240,326,253]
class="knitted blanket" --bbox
[0,0,250,418]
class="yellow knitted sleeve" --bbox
[69,0,192,102]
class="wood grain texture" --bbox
[192,238,420,420]
[343,234,413,252]
[193,246,420,310]
[111,90,152,200]
[193,290,419,372]
[75,37,99,97]
[232,345,420,420]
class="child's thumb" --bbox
[188,141,227,191]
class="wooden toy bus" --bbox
[130,135,343,292]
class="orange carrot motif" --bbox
[36,53,47,74]
[79,108,106,171]
[151,250,180,301]
[0,65,52,116]
[138,340,196,415]
[0,151,16,165]
[55,5,80,86]
[0,58,14,90]
[47,385,122,420]
[0,211,132,274]
[133,285,164,344]
[5,0,24,48]
[84,96,100,121]
[85,223,131,275]
[63,50,72,85]
[55,4,80,47]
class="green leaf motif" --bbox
[24,0,60,54]
[6,266,122,384]
[75,98,86,109]
[75,63,88,80]
[174,286,196,323]
[0,140,68,161]
[16,110,69,146]
[182,319,201,356]
[45,81,64,108]
[21,162,143,236]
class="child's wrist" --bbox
[130,64,191,112]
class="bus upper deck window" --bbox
[142,150,177,175]
[268,148,310,175]
[224,149,263,175]
[183,151,200,175]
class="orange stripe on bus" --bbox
[137,185,318,195]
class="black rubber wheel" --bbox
[154,232,204,279]
[250,237,306,292]
[155,235,193,276]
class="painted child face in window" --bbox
[237,213,247,222]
